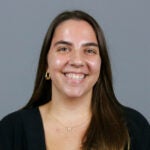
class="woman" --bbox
[0,10,149,150]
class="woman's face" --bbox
[47,19,101,99]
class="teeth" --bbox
[65,73,85,80]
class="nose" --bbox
[68,50,85,68]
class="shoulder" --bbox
[0,108,39,135]
[123,106,149,126]
[0,108,39,126]
[0,108,41,138]
[123,106,150,149]
[0,108,42,149]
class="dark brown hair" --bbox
[24,10,130,150]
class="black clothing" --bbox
[0,107,150,150]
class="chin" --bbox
[64,90,89,100]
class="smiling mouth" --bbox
[64,73,86,80]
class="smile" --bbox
[64,73,86,80]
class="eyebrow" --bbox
[54,40,99,47]
[82,42,99,47]
[54,40,72,46]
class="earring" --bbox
[45,71,51,80]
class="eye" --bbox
[57,46,70,53]
[85,48,98,55]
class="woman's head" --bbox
[28,10,112,108]
[25,10,113,108]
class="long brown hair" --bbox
[24,10,130,150]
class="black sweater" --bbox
[0,107,150,150]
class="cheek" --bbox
[48,55,65,72]
[54,58,62,66]
[88,58,101,74]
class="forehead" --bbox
[52,19,97,42]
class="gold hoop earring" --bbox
[45,72,51,80]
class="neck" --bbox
[43,92,92,123]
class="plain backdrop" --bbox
[0,0,149,121]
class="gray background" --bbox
[0,0,149,121]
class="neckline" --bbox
[34,107,47,150]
